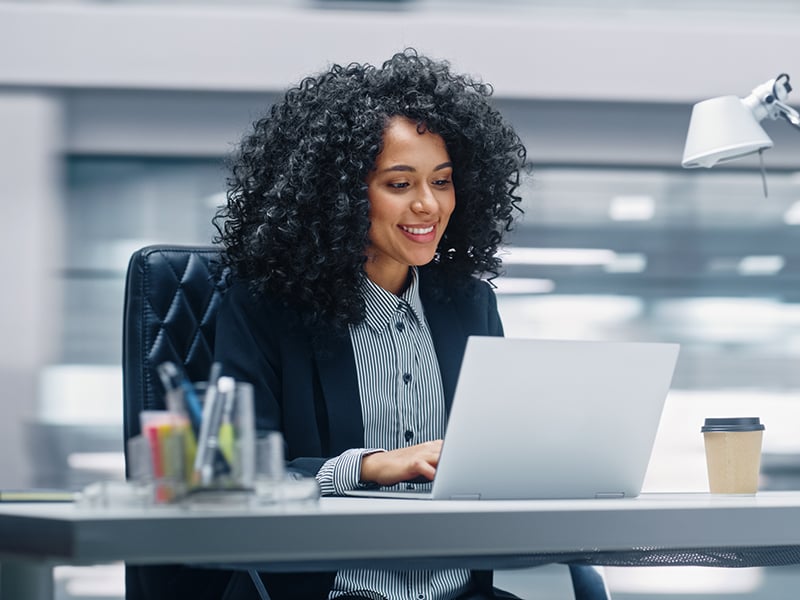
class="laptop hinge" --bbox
[595,492,626,499]
[449,493,482,500]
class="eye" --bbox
[388,181,410,189]
[432,178,452,187]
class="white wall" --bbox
[0,3,799,102]
[0,1,799,487]
[0,92,63,486]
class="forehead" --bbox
[377,117,450,163]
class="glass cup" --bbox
[701,417,765,494]
[253,431,287,504]
[251,432,320,506]
[190,379,256,492]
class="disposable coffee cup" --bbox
[701,417,765,494]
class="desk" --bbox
[4,492,800,599]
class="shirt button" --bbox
[402,373,412,384]
[404,430,414,442]
[395,321,405,332]
[406,483,416,490]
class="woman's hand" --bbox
[360,440,443,486]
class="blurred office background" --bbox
[2,0,800,598]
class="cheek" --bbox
[369,190,404,222]
[366,200,396,235]
[365,190,381,222]
[443,195,456,219]
[368,203,388,227]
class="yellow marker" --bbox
[155,421,178,502]
[217,379,236,467]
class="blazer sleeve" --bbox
[214,281,327,477]
[486,281,504,337]
[215,281,282,430]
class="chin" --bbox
[409,253,437,267]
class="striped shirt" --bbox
[316,267,472,600]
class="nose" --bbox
[412,184,437,214]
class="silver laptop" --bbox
[346,336,679,500]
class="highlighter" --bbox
[216,377,237,467]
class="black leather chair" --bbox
[123,244,226,444]
[122,245,232,600]
[569,566,610,600]
[122,244,611,600]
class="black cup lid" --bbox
[701,417,765,433]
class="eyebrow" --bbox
[379,161,453,174]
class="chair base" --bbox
[569,564,611,600]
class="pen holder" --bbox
[140,379,256,504]
[188,380,256,495]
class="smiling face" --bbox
[364,117,456,294]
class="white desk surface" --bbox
[3,491,800,570]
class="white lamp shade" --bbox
[681,95,774,168]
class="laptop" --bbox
[346,336,679,500]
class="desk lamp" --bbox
[682,73,800,195]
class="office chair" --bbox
[569,565,611,600]
[122,244,611,600]
[122,244,233,600]
[123,244,225,440]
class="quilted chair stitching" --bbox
[141,249,219,401]
[181,253,217,369]
[140,250,156,411]
[174,252,219,373]
[142,248,192,409]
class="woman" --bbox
[213,49,527,600]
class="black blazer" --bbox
[214,267,504,475]
[139,268,506,600]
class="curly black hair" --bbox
[213,49,527,332]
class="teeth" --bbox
[402,225,434,235]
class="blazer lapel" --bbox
[313,333,364,453]
[313,270,470,451]
[420,282,466,414]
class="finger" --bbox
[412,459,436,481]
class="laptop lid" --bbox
[428,336,679,500]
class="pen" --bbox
[193,379,218,483]
[196,376,234,485]
[206,362,222,389]
[157,361,203,433]
[217,378,237,466]
[156,361,183,414]
[192,363,233,485]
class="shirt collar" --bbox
[360,267,425,332]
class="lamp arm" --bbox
[773,99,800,128]
[742,73,798,125]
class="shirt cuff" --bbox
[315,448,384,496]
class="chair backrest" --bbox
[122,245,227,449]
[122,245,232,600]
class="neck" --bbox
[365,265,412,296]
